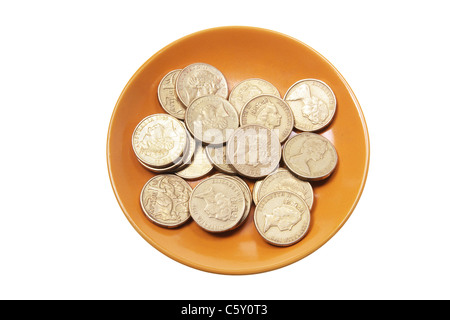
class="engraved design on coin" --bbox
[235,83,262,104]
[290,137,328,175]
[195,187,235,221]
[284,79,336,132]
[176,63,228,107]
[287,84,328,124]
[240,95,294,143]
[283,132,338,181]
[189,177,246,232]
[250,98,282,128]
[138,122,176,159]
[258,168,313,209]
[263,204,302,233]
[254,191,310,246]
[140,174,192,228]
[213,173,252,228]
[229,78,280,114]
[137,127,195,173]
[157,69,186,120]
[227,125,281,179]
[185,95,239,145]
[132,114,186,168]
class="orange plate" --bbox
[107,26,370,275]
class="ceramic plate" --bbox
[107,26,370,274]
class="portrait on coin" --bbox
[235,83,262,104]
[289,137,328,175]
[263,204,302,233]
[254,100,282,129]
[195,187,234,221]
[287,83,329,125]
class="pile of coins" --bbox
[133,62,338,247]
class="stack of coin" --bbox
[189,174,251,232]
[132,113,191,173]
[132,61,339,246]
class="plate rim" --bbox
[106,25,370,275]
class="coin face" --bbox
[157,69,186,120]
[140,174,192,228]
[132,114,187,168]
[240,95,294,143]
[189,176,246,232]
[283,132,338,181]
[205,144,237,175]
[258,168,314,209]
[254,191,310,246]
[138,128,195,173]
[227,124,281,179]
[284,79,336,132]
[175,63,228,107]
[229,78,280,114]
[213,173,252,228]
[185,95,239,145]
[175,143,214,180]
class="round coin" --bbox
[205,144,237,175]
[185,95,239,145]
[240,94,294,143]
[229,78,280,114]
[258,168,314,209]
[254,191,310,246]
[175,143,214,180]
[140,174,192,228]
[138,128,195,173]
[282,132,338,181]
[226,124,281,179]
[157,69,186,120]
[189,176,246,232]
[132,114,187,168]
[284,79,336,132]
[175,63,228,107]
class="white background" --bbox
[1,0,449,300]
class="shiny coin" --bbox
[254,191,310,246]
[240,94,294,143]
[175,143,214,180]
[140,174,192,228]
[213,173,252,228]
[132,114,187,168]
[252,179,263,205]
[189,176,246,232]
[229,78,280,114]
[138,128,195,173]
[157,69,186,120]
[176,63,228,107]
[205,144,237,175]
[284,79,336,132]
[227,124,281,179]
[283,132,338,181]
[185,95,239,145]
[258,168,314,209]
